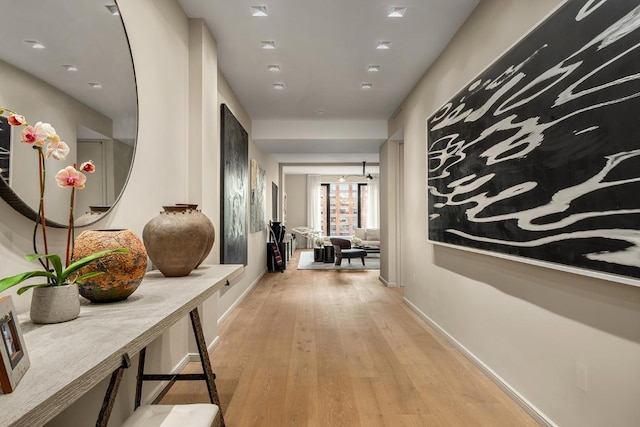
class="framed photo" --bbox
[0,296,29,394]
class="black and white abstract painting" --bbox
[0,116,10,184]
[427,0,640,281]
[221,104,248,266]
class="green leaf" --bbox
[25,253,63,278]
[0,248,128,293]
[62,248,128,278]
[0,270,58,293]
[74,271,105,284]
[17,283,51,295]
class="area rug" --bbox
[297,250,379,270]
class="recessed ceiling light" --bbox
[250,6,268,17]
[88,82,103,89]
[361,83,373,89]
[376,41,391,50]
[367,65,381,72]
[105,5,120,16]
[62,64,79,72]
[262,40,276,49]
[273,83,285,90]
[388,7,407,18]
[267,64,281,71]
[24,40,45,49]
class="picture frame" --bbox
[0,295,29,394]
[283,192,287,223]
[250,159,266,232]
[426,0,640,285]
[272,182,278,221]
[220,104,248,266]
[0,115,11,184]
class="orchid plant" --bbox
[0,108,126,295]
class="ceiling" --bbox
[0,1,136,137]
[1,1,479,175]
[178,0,480,173]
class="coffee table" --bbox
[354,245,380,254]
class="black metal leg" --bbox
[96,353,131,427]
[129,310,224,426]
[134,347,147,409]
[189,307,225,427]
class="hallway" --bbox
[161,250,539,426]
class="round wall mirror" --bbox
[0,0,137,227]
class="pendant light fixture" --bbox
[362,161,373,180]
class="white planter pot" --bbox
[30,283,81,324]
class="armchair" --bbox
[330,238,366,266]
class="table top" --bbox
[354,245,380,253]
[0,264,243,427]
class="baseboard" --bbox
[187,335,221,362]
[378,275,398,287]
[217,269,265,327]
[403,297,557,427]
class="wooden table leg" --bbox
[96,353,131,427]
[134,347,146,409]
[189,307,225,427]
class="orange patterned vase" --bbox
[71,229,148,302]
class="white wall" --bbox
[284,174,307,231]
[390,1,640,426]
[0,0,277,425]
[216,70,279,322]
[379,140,400,287]
[0,60,113,223]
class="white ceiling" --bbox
[178,0,480,173]
[0,1,136,134]
[1,1,479,176]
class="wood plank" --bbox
[161,251,539,427]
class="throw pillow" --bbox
[366,228,380,241]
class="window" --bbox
[319,183,368,236]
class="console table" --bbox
[0,264,243,427]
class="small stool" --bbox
[122,404,219,427]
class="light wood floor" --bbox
[161,250,539,426]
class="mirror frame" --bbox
[0,1,138,228]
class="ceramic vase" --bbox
[30,283,80,324]
[143,206,214,277]
[71,229,148,303]
[174,204,215,267]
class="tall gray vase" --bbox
[175,204,215,267]
[143,206,214,277]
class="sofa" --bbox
[353,227,380,247]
